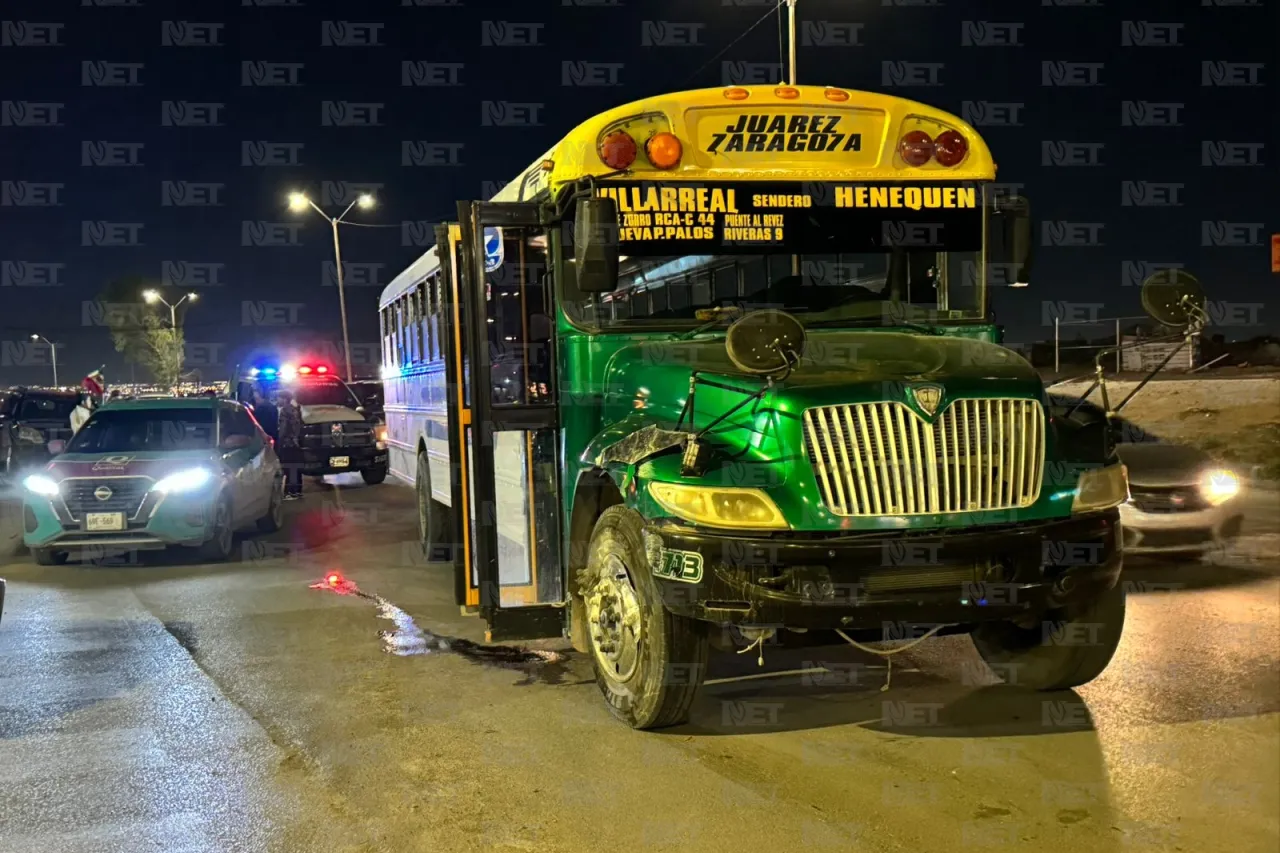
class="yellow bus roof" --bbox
[492,85,995,202]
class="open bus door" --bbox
[436,201,565,642]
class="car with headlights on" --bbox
[1049,396,1244,558]
[21,397,283,565]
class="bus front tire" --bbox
[416,452,451,563]
[581,506,708,730]
[970,580,1126,691]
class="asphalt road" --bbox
[1,480,1277,853]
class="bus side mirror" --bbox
[574,196,620,294]
[993,195,1032,287]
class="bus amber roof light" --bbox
[823,89,850,102]
[723,87,749,101]
[645,132,682,170]
[598,131,637,170]
[774,87,800,100]
[934,130,968,167]
[899,130,934,166]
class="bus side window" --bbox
[486,231,552,406]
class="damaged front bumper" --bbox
[642,510,1122,631]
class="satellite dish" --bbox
[725,309,806,375]
[1140,270,1204,329]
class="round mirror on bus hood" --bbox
[725,309,806,376]
[1140,269,1205,330]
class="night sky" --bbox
[2,0,1275,386]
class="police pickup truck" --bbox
[234,363,388,485]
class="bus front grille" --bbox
[803,399,1045,517]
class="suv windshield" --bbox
[17,394,78,422]
[67,408,215,453]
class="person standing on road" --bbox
[251,389,279,444]
[276,389,303,500]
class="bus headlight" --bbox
[1198,468,1240,506]
[374,425,388,450]
[648,483,788,530]
[1072,464,1128,513]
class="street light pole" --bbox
[288,191,374,384]
[29,334,57,387]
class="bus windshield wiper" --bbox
[676,306,744,340]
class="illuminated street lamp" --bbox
[142,289,199,328]
[29,334,58,387]
[287,191,376,382]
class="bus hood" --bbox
[299,405,366,425]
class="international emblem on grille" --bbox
[911,385,943,417]
[93,485,113,501]
[331,423,343,434]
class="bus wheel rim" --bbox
[587,553,644,684]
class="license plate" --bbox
[330,456,350,468]
[84,512,125,532]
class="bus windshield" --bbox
[561,180,989,331]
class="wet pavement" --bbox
[1,479,1277,852]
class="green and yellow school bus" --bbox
[379,84,1129,729]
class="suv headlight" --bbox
[648,482,788,530]
[152,467,213,494]
[1072,463,1128,513]
[22,474,60,496]
[17,426,44,443]
[1199,468,1240,505]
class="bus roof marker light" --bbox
[774,86,800,100]
[933,130,968,167]
[899,130,934,167]
[598,131,637,170]
[645,132,682,170]
[723,87,749,101]
[824,88,850,102]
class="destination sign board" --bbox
[593,181,983,255]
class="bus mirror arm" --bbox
[574,196,620,293]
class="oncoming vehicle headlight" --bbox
[22,474,60,497]
[1199,468,1240,506]
[648,482,788,530]
[1072,464,1128,513]
[152,467,214,494]
[374,425,388,448]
